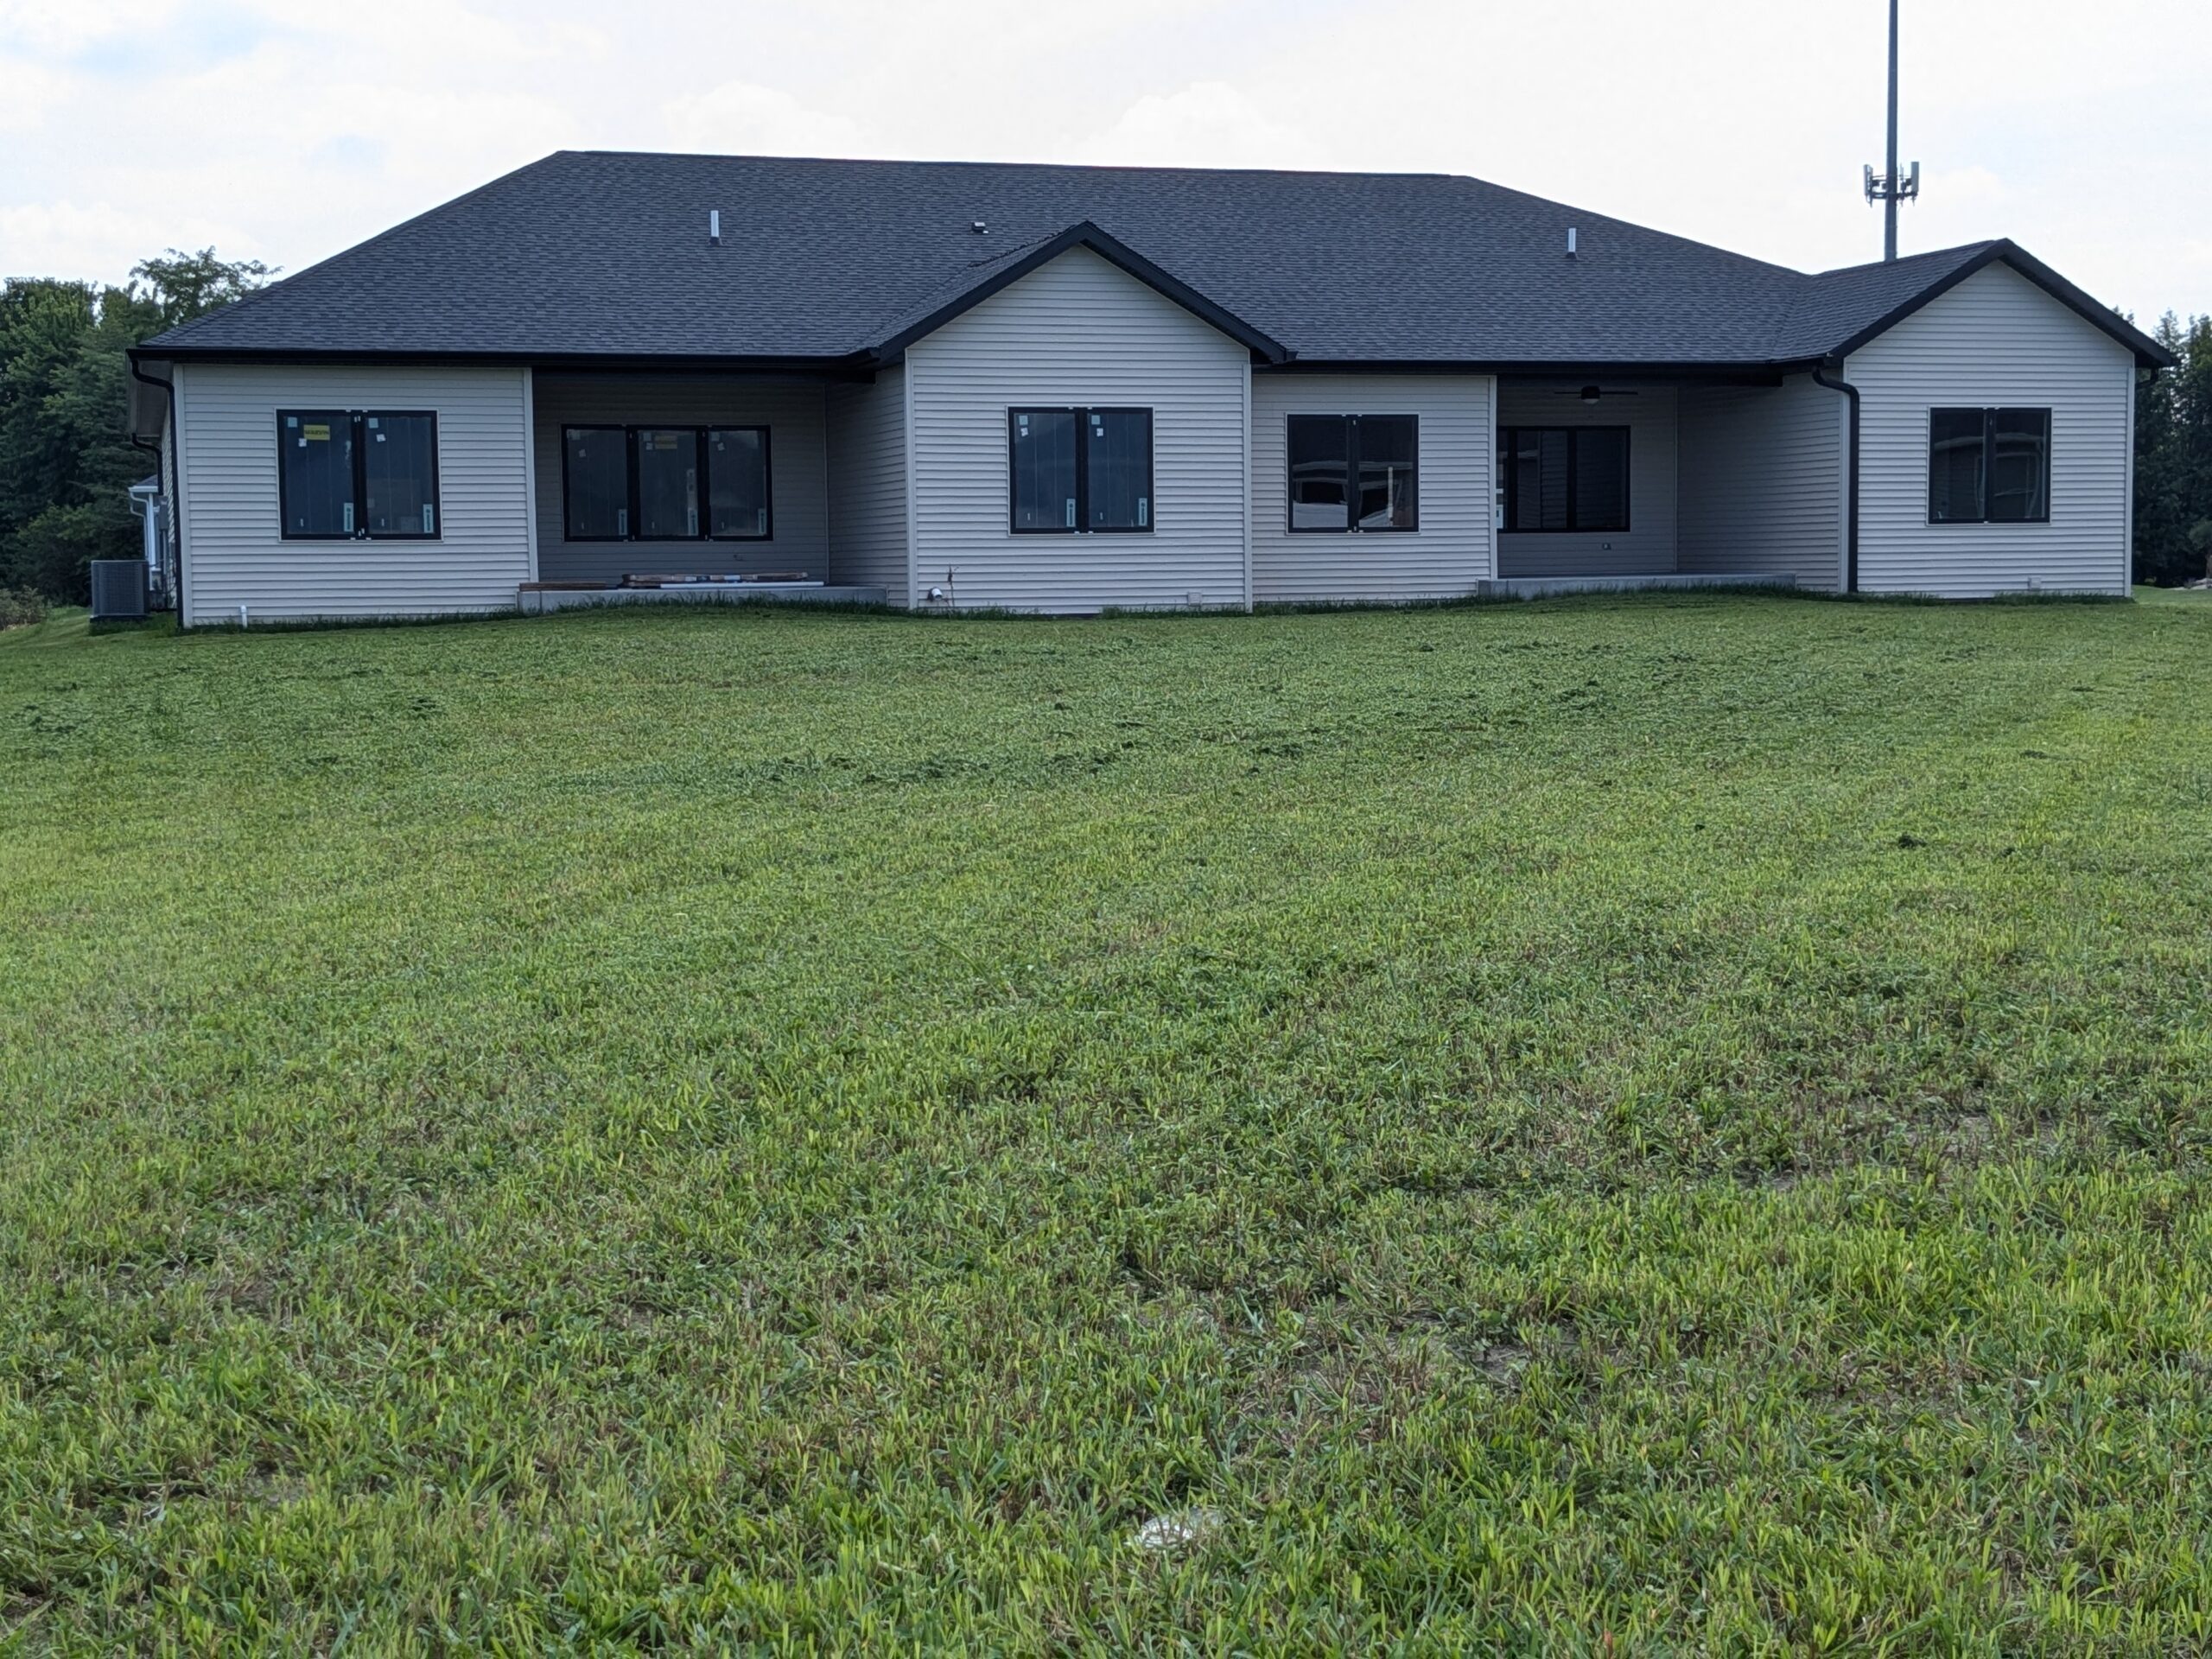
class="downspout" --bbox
[128,353,181,613]
[1811,360,1860,594]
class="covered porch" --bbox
[1491,372,1849,594]
[527,367,903,599]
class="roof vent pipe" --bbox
[1567,227,1578,258]
[709,209,721,245]
[971,219,987,235]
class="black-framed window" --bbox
[361,413,439,537]
[1008,407,1153,534]
[634,428,702,540]
[561,424,774,543]
[709,427,772,539]
[1498,426,1629,533]
[1929,407,2050,524]
[279,410,355,538]
[563,427,628,540]
[1286,414,1418,532]
[278,410,439,541]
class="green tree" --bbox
[130,247,276,329]
[2133,314,2191,586]
[0,251,268,603]
[2177,316,2212,578]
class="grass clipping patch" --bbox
[3,594,2211,1649]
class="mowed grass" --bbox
[4,590,2212,1652]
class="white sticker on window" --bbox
[1065,498,1077,528]
[1138,497,1148,528]
[423,505,435,534]
[342,502,354,533]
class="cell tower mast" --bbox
[1863,0,1920,262]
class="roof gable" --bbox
[1806,240,2173,370]
[864,221,1289,364]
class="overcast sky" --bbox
[4,0,2209,326]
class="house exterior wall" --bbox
[174,362,532,625]
[1248,372,1495,603]
[1677,373,1847,591]
[905,246,1250,613]
[1496,384,1678,576]
[825,365,908,596]
[1846,262,2135,597]
[531,374,830,584]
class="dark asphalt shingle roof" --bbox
[141,151,2172,370]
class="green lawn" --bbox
[4,592,2211,1651]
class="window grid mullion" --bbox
[695,429,711,541]
[1566,428,1580,533]
[1991,409,2008,526]
[1075,406,1089,533]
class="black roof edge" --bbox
[124,343,1826,383]
[1827,240,2176,370]
[866,220,1292,365]
[126,345,885,380]
[1262,359,1806,382]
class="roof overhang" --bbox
[1262,359,1805,383]
[127,344,885,380]
[1827,240,2176,370]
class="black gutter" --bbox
[1812,361,1860,594]
[128,354,181,613]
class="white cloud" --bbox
[1074,82,1329,171]
[0,52,66,130]
[1,0,2208,320]
[0,198,235,284]
[664,81,873,157]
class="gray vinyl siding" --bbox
[175,363,531,625]
[1496,384,1677,575]
[825,365,908,595]
[1249,372,1495,603]
[1846,262,2134,597]
[532,375,830,583]
[1677,373,1847,591]
[905,246,1249,613]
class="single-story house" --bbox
[125,151,2174,625]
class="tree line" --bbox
[1,257,2210,608]
[0,251,269,610]
[2134,313,2212,586]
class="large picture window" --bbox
[1287,414,1418,532]
[279,410,355,538]
[709,428,772,539]
[1929,407,2050,524]
[278,410,439,540]
[1008,407,1153,534]
[560,424,773,543]
[1498,426,1629,533]
[563,428,628,540]
[634,428,702,540]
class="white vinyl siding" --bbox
[1249,372,1495,604]
[1677,373,1847,591]
[826,365,907,596]
[532,375,830,583]
[1847,262,2133,597]
[175,363,531,625]
[1496,385,1678,576]
[905,246,1249,613]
